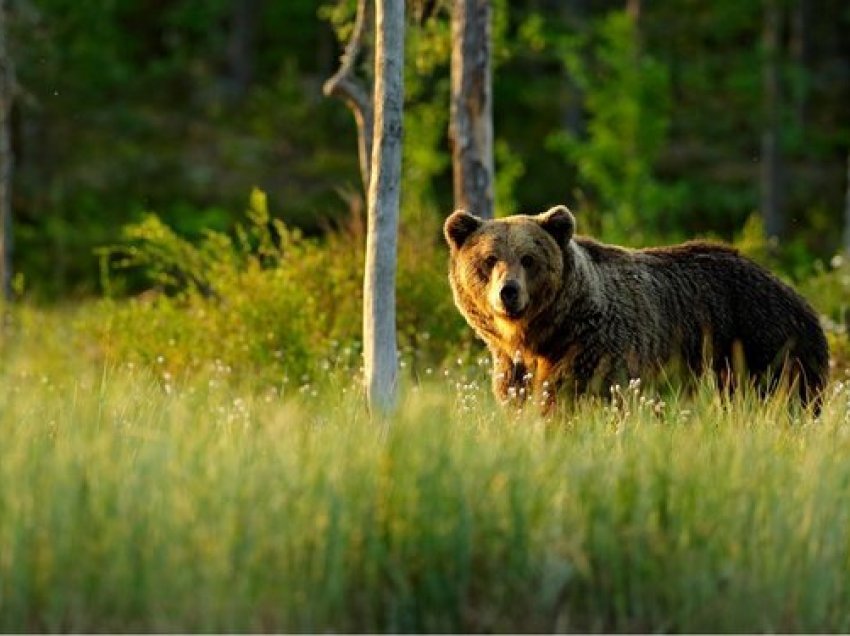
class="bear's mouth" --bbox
[499,305,526,320]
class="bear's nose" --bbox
[500,281,520,306]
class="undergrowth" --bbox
[87,189,470,386]
[2,310,850,632]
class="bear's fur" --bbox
[444,205,829,411]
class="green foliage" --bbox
[802,254,850,323]
[11,0,359,298]
[493,139,525,218]
[89,190,467,386]
[548,11,685,245]
[4,319,850,631]
[317,0,358,44]
[10,1,850,297]
[732,212,777,267]
[798,253,850,368]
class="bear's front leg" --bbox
[532,358,573,416]
[490,348,532,407]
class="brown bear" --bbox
[444,205,829,412]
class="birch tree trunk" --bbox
[449,0,494,219]
[0,0,13,302]
[760,0,784,240]
[363,0,403,413]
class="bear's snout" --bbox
[498,280,525,317]
[500,281,520,304]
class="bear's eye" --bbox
[484,255,498,270]
[521,254,535,269]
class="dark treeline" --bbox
[4,0,850,297]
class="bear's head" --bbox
[443,205,575,324]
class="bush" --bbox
[86,190,470,386]
[798,253,850,369]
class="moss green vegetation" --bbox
[3,305,850,632]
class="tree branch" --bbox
[323,0,374,193]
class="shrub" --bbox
[798,253,850,369]
[86,190,469,386]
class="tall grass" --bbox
[3,311,850,632]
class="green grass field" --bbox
[3,307,850,632]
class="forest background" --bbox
[5,0,849,300]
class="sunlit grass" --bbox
[2,307,850,632]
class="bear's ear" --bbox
[444,210,483,250]
[538,205,575,246]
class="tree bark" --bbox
[363,0,403,413]
[560,0,586,138]
[323,0,374,194]
[226,0,261,101]
[760,0,784,239]
[790,0,808,129]
[0,0,13,302]
[449,0,494,219]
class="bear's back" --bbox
[576,236,827,399]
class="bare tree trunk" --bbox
[790,0,808,129]
[363,0,403,413]
[226,0,261,101]
[324,0,401,412]
[760,0,784,239]
[559,0,586,138]
[449,0,494,219]
[0,0,13,302]
[843,151,850,255]
[323,0,374,194]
